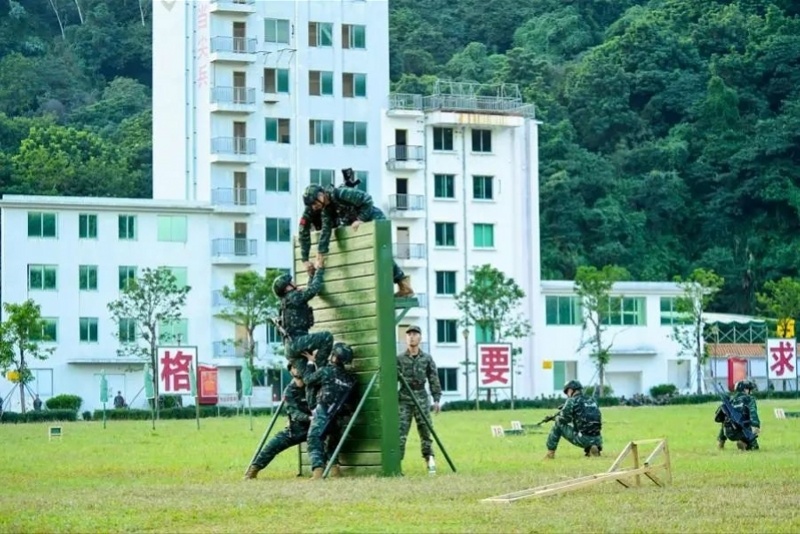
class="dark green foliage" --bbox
[583,385,615,397]
[650,384,679,397]
[44,394,82,412]
[0,409,78,423]
[82,410,92,421]
[92,406,277,421]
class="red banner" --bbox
[198,365,218,405]
[477,343,512,389]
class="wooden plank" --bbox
[337,452,383,465]
[313,303,378,323]
[310,317,377,336]
[319,276,375,296]
[294,249,374,270]
[295,262,375,285]
[295,223,375,247]
[312,289,376,311]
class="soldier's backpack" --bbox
[578,396,603,436]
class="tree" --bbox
[216,269,283,381]
[107,268,190,409]
[574,264,630,396]
[455,264,532,408]
[0,300,55,414]
[756,277,800,338]
[671,268,724,394]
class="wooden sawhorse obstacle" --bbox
[481,438,672,503]
[247,220,455,478]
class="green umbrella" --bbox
[241,363,253,397]
[100,370,108,403]
[144,364,155,399]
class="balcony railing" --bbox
[212,290,231,308]
[387,145,424,162]
[211,238,257,257]
[211,36,257,55]
[389,93,423,111]
[389,194,426,211]
[213,340,258,359]
[211,0,255,5]
[211,188,256,207]
[211,86,256,105]
[211,137,256,155]
[394,242,427,260]
[396,342,430,354]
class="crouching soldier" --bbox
[716,379,761,450]
[303,342,357,479]
[545,380,603,459]
[272,256,333,377]
[244,361,311,479]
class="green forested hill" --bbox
[1,0,799,314]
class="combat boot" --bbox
[243,465,261,480]
[544,450,555,459]
[395,276,415,298]
[588,445,600,457]
[311,467,324,480]
[330,465,341,478]
[736,440,748,451]
[717,440,725,450]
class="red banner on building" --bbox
[478,343,512,389]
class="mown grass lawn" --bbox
[1,399,799,533]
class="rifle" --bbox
[526,404,564,429]
[320,377,357,439]
[714,382,756,443]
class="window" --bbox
[343,121,367,146]
[475,324,495,342]
[310,169,335,187]
[78,214,97,239]
[118,266,137,290]
[435,271,457,295]
[309,120,334,145]
[471,129,492,152]
[660,297,692,325]
[165,267,188,289]
[79,317,99,343]
[552,361,578,391]
[433,127,453,151]
[602,297,647,326]
[264,18,290,44]
[118,318,137,343]
[309,70,334,96]
[434,174,455,199]
[308,21,333,47]
[437,368,458,392]
[79,265,98,291]
[266,323,281,344]
[28,265,57,290]
[434,223,456,247]
[266,218,291,242]
[473,176,494,200]
[27,212,57,238]
[342,24,366,49]
[118,215,136,240]
[263,68,290,93]
[29,368,54,396]
[473,223,494,248]
[157,216,188,242]
[265,167,290,192]
[436,319,458,343]
[545,296,583,326]
[158,318,189,344]
[32,318,58,343]
[265,118,291,143]
[354,171,368,192]
[342,73,367,97]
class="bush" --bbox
[92,406,276,421]
[0,409,78,423]
[584,385,614,397]
[45,394,83,412]
[82,411,92,421]
[650,384,678,397]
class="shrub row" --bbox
[90,406,278,421]
[45,394,83,411]
[0,409,78,423]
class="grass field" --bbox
[1,400,799,533]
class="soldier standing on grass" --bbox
[716,379,761,450]
[397,325,442,474]
[300,183,415,298]
[244,361,312,480]
[544,380,603,459]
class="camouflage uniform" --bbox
[251,381,311,470]
[281,268,334,376]
[298,204,341,263]
[546,392,604,454]
[717,391,761,450]
[320,186,406,284]
[397,348,442,461]
[305,362,357,470]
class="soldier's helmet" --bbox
[563,380,583,394]
[272,273,293,298]
[332,342,354,365]
[303,184,324,207]
[735,379,756,393]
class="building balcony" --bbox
[396,342,430,354]
[210,86,257,113]
[210,36,257,63]
[394,242,427,269]
[210,137,256,163]
[212,290,231,310]
[388,194,426,218]
[386,145,424,171]
[211,238,258,264]
[209,0,256,14]
[387,93,424,117]
[211,188,257,213]
[212,341,258,359]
